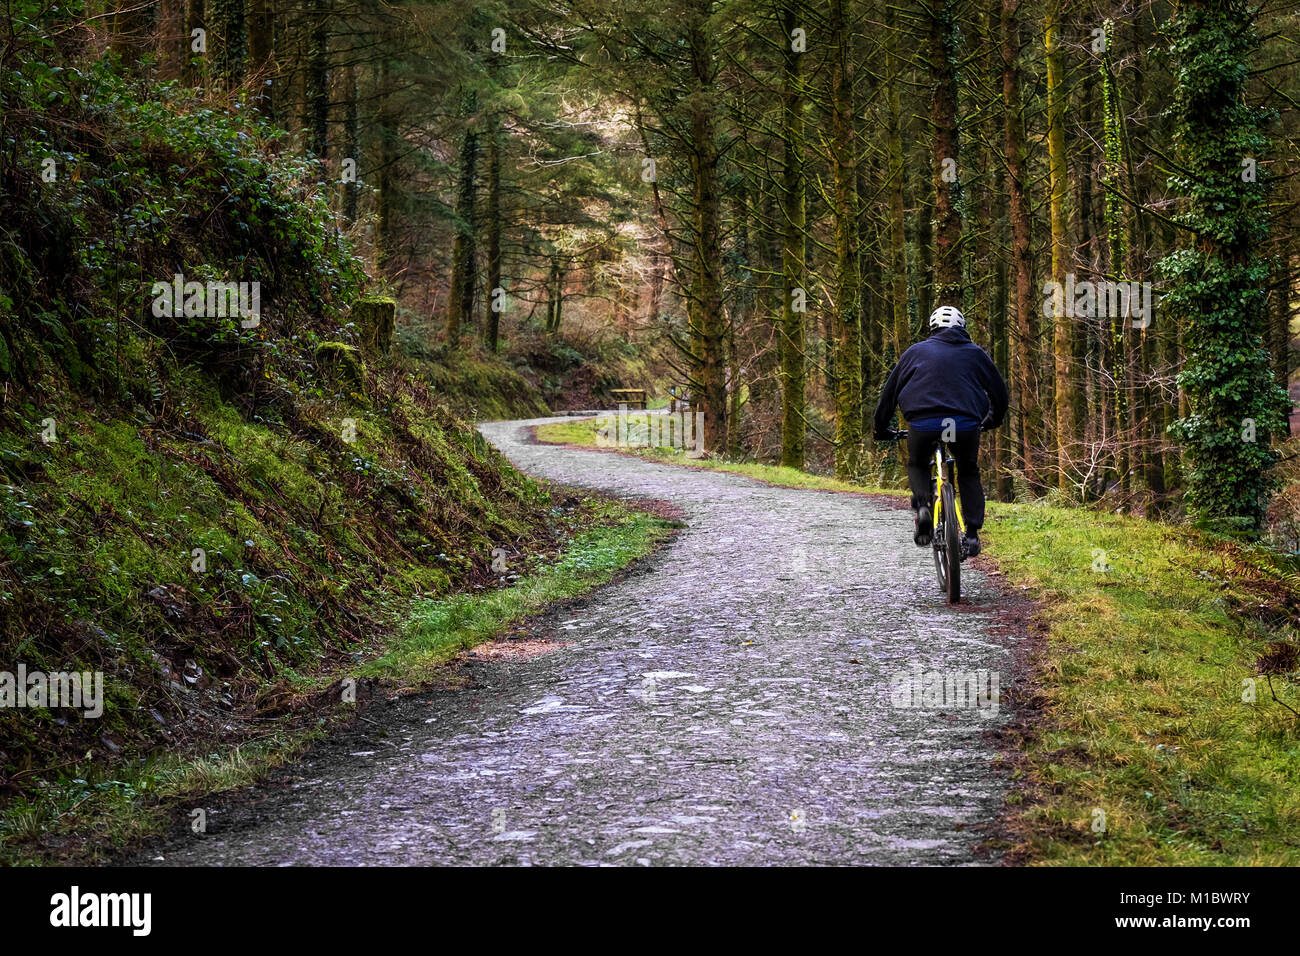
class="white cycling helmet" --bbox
[929,305,966,329]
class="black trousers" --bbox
[906,429,985,531]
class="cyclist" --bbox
[872,305,1009,557]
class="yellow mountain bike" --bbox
[889,429,970,604]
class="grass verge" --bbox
[533,417,899,495]
[361,505,679,684]
[536,417,1300,865]
[0,730,320,865]
[0,500,678,865]
[983,504,1300,865]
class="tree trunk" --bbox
[1162,0,1288,532]
[304,0,329,156]
[212,0,248,90]
[778,0,806,468]
[927,0,962,300]
[829,0,861,478]
[157,0,185,81]
[859,158,884,401]
[1273,259,1294,435]
[917,175,933,327]
[445,88,479,349]
[183,0,205,86]
[342,65,360,223]
[1002,0,1039,490]
[376,57,394,272]
[545,258,566,334]
[688,27,728,455]
[484,103,503,352]
[112,0,153,67]
[1046,0,1071,492]
[884,2,909,363]
[248,0,273,113]
[730,173,759,452]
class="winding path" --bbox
[145,417,1023,866]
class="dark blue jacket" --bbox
[872,327,1009,437]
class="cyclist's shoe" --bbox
[963,531,981,557]
[913,507,933,547]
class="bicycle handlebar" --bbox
[884,420,999,442]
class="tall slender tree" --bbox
[829,0,862,478]
[778,0,806,468]
[1045,0,1071,491]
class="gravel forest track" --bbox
[143,417,1025,866]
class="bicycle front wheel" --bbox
[942,481,961,604]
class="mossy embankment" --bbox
[395,324,663,423]
[0,68,675,862]
[395,332,551,422]
[534,416,1300,865]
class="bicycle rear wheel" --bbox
[931,503,946,591]
[942,481,961,604]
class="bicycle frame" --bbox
[889,426,972,602]
[931,443,966,537]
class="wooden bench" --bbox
[610,388,647,409]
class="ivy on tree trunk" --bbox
[1159,0,1289,534]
